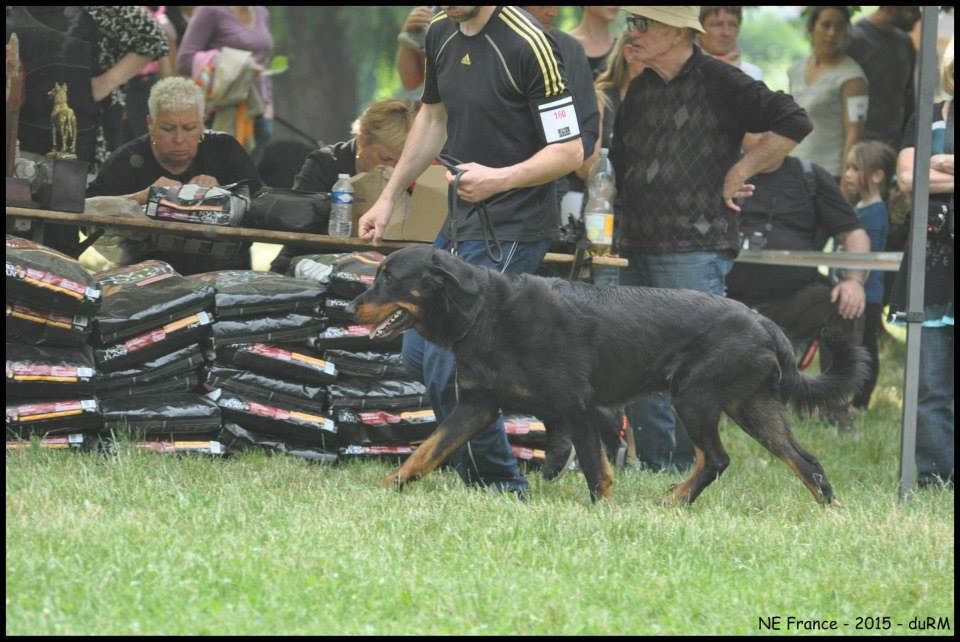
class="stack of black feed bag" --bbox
[192,269,338,461]
[503,415,547,468]
[100,392,224,455]
[289,252,436,461]
[211,343,338,462]
[6,235,102,450]
[89,260,223,453]
[93,261,214,397]
[189,270,327,349]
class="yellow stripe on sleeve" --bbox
[499,7,564,97]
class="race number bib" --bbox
[847,95,869,124]
[537,96,580,144]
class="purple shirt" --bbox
[177,6,273,108]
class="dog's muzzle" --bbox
[370,308,413,341]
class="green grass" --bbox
[5,337,954,635]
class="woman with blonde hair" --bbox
[269,98,416,272]
[569,6,621,76]
[594,30,644,151]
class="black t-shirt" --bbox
[423,6,580,242]
[87,130,262,197]
[725,157,863,301]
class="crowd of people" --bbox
[7,6,953,491]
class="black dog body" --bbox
[348,246,868,504]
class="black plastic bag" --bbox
[503,415,547,450]
[145,181,250,226]
[327,252,386,299]
[333,407,436,447]
[323,350,410,380]
[219,422,337,463]
[338,444,415,461]
[101,393,221,437]
[246,187,331,234]
[287,253,348,282]
[6,398,101,437]
[328,378,429,411]
[309,324,402,352]
[94,260,215,344]
[511,445,546,467]
[96,344,206,391]
[323,297,353,323]
[188,270,327,318]
[96,371,202,400]
[215,343,337,384]
[94,311,214,372]
[210,313,326,349]
[6,235,101,314]
[6,300,92,347]
[6,432,98,451]
[212,388,337,451]
[206,366,329,405]
[6,343,96,399]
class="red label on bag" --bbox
[23,267,87,299]
[136,272,176,287]
[359,411,401,426]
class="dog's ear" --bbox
[426,251,479,296]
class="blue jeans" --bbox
[401,233,551,493]
[916,304,954,485]
[619,249,735,472]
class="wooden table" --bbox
[5,206,630,268]
[8,206,904,272]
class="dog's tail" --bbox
[761,316,870,415]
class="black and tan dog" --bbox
[346,246,868,505]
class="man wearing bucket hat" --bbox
[610,6,813,473]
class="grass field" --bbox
[5,336,954,635]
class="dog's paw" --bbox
[379,474,404,490]
[659,482,694,506]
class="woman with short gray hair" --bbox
[87,76,262,274]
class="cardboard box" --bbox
[350,164,448,242]
[385,164,447,242]
[350,165,396,233]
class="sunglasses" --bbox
[626,15,656,33]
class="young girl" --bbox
[842,140,897,410]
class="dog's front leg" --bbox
[380,390,499,490]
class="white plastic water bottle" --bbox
[329,173,354,238]
[583,148,616,255]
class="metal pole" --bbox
[898,7,940,503]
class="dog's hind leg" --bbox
[726,393,834,505]
[660,398,728,505]
[381,390,499,490]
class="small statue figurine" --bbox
[47,81,77,159]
